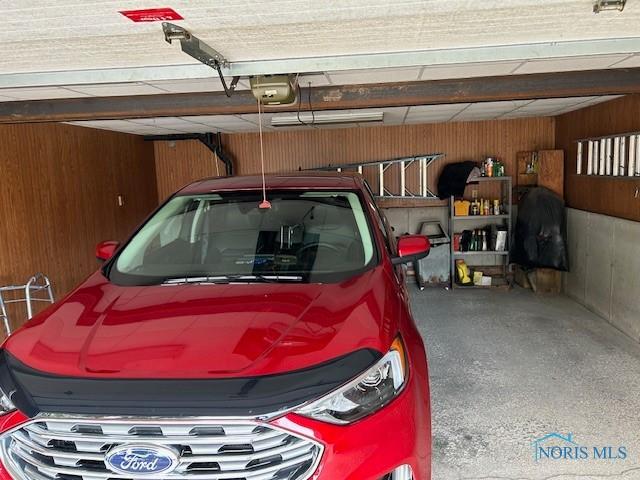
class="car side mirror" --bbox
[96,241,119,262]
[391,235,430,265]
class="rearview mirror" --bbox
[391,235,430,265]
[96,241,119,262]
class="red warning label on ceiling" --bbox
[120,7,183,22]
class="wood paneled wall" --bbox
[155,118,555,207]
[154,140,225,202]
[0,123,157,333]
[556,94,640,222]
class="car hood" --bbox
[3,268,397,378]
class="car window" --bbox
[362,180,395,255]
[110,190,378,285]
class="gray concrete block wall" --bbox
[564,208,640,342]
[382,206,449,236]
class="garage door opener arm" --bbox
[163,23,240,97]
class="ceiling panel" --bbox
[366,107,407,125]
[327,67,422,85]
[297,74,332,87]
[66,95,622,135]
[67,82,168,96]
[457,100,533,114]
[146,78,225,93]
[513,96,592,112]
[513,54,631,74]
[405,103,469,123]
[0,87,88,100]
[421,61,522,80]
[612,54,640,68]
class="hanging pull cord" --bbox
[257,98,271,209]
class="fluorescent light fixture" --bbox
[593,0,626,13]
[271,111,384,127]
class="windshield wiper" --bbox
[162,276,232,285]
[161,274,303,285]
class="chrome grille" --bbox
[0,417,322,480]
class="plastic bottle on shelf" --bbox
[486,159,494,177]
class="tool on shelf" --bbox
[0,273,54,336]
[449,176,513,289]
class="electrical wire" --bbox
[295,76,317,128]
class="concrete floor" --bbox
[410,286,640,480]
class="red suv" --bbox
[0,173,431,480]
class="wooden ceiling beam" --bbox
[1,68,640,124]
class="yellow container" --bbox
[454,200,471,216]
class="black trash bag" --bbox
[512,187,569,271]
[437,161,477,199]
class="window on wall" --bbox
[576,133,640,177]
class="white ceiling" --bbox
[65,95,621,135]
[0,52,636,101]
[0,1,637,100]
[3,1,640,77]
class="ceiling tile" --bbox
[379,107,408,125]
[298,73,332,87]
[500,111,551,119]
[66,82,168,96]
[610,54,640,68]
[513,55,630,74]
[128,117,200,129]
[405,103,468,123]
[146,78,251,93]
[579,95,623,105]
[0,87,89,100]
[327,67,421,85]
[451,111,503,122]
[421,61,521,80]
[461,100,533,113]
[404,113,458,124]
[513,97,593,112]
[184,115,260,131]
[146,78,225,93]
[407,103,470,114]
[66,119,136,129]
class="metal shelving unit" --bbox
[449,176,512,289]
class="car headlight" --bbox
[0,388,15,415]
[296,336,408,425]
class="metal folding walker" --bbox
[0,273,54,337]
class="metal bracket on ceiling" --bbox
[162,22,240,98]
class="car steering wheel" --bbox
[297,242,342,259]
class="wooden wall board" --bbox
[0,123,157,334]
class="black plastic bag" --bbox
[437,161,477,199]
[512,187,569,271]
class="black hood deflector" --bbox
[0,349,380,418]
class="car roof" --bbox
[178,171,365,195]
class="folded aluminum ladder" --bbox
[0,273,54,336]
[309,153,445,199]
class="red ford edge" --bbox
[0,173,432,480]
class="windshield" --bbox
[109,190,377,285]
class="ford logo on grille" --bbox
[105,444,179,476]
